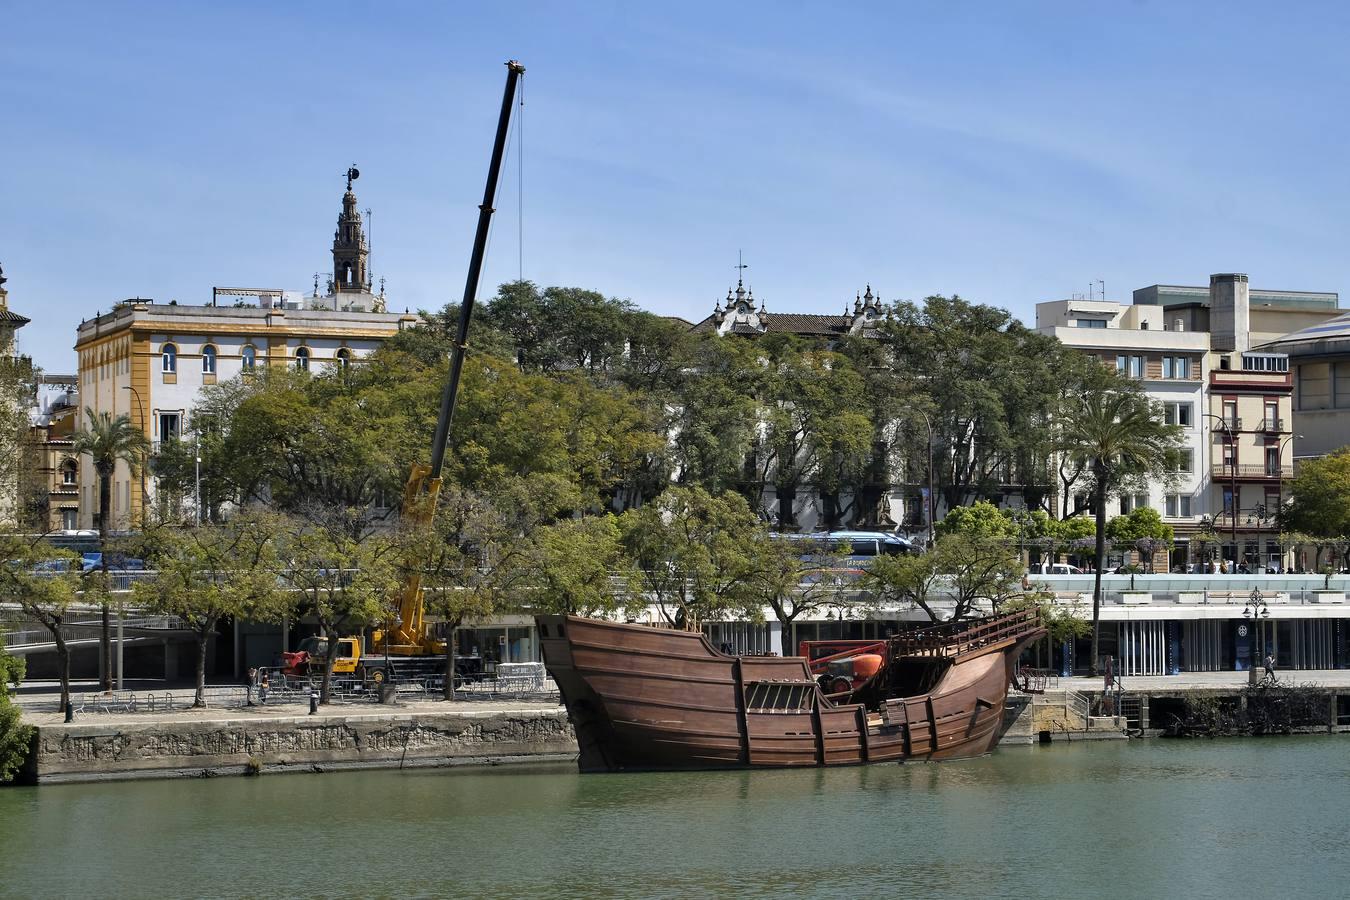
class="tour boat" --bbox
[536,609,1045,771]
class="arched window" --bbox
[295,347,310,371]
[201,345,217,374]
[241,345,256,371]
[161,343,177,373]
[335,348,351,369]
[61,459,77,486]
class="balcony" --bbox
[1257,417,1287,434]
[1210,417,1242,434]
[1211,463,1293,480]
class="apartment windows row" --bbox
[1113,354,1196,379]
[160,343,351,375]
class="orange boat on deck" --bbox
[536,609,1045,772]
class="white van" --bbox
[1038,563,1083,576]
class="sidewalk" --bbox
[1061,669,1350,692]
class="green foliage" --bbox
[0,642,32,783]
[131,514,286,706]
[1106,506,1174,544]
[517,515,630,617]
[1050,515,1097,545]
[619,487,768,629]
[934,500,1015,540]
[0,667,31,784]
[751,535,860,628]
[278,508,403,703]
[864,534,1022,622]
[1002,592,1090,645]
[883,295,1075,510]
[1287,448,1350,545]
[0,538,79,710]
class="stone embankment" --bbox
[21,701,577,783]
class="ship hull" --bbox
[537,613,1044,772]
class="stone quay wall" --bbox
[28,705,577,783]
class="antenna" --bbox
[313,272,321,296]
[1098,279,1105,301]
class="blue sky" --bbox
[5,1,1350,372]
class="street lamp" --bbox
[1275,433,1304,571]
[914,410,935,548]
[121,385,147,521]
[1202,412,1239,568]
[1242,587,1271,676]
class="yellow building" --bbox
[72,178,418,530]
[29,374,80,531]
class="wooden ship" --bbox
[536,609,1045,771]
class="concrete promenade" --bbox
[1061,668,1350,692]
[20,697,577,784]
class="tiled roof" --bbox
[0,308,30,326]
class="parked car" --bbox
[1032,563,1083,576]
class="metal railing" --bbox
[1211,463,1291,478]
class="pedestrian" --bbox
[1264,654,1276,681]
[259,670,270,706]
[246,667,258,706]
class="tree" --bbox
[862,546,947,622]
[1286,449,1350,571]
[619,487,767,630]
[862,534,1021,623]
[0,537,79,710]
[750,535,857,643]
[1106,506,1174,572]
[71,407,149,690]
[411,484,532,700]
[0,640,33,783]
[1057,379,1183,674]
[518,515,629,617]
[131,515,285,706]
[751,340,873,529]
[934,500,1016,540]
[279,508,402,703]
[881,296,1071,511]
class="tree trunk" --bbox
[194,632,209,707]
[319,625,337,704]
[442,624,458,701]
[1090,475,1107,677]
[54,632,71,713]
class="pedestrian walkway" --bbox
[1061,669,1350,692]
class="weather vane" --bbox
[345,164,360,191]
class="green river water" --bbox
[3,737,1350,899]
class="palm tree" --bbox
[1059,383,1181,675]
[72,407,149,690]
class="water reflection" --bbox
[4,738,1350,898]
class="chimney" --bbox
[1209,273,1249,352]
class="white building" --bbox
[73,177,419,529]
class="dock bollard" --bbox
[309,690,318,715]
[64,701,73,723]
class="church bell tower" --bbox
[332,165,370,293]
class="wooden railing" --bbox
[890,609,1042,658]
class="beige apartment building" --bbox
[1038,273,1341,569]
[72,178,418,530]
